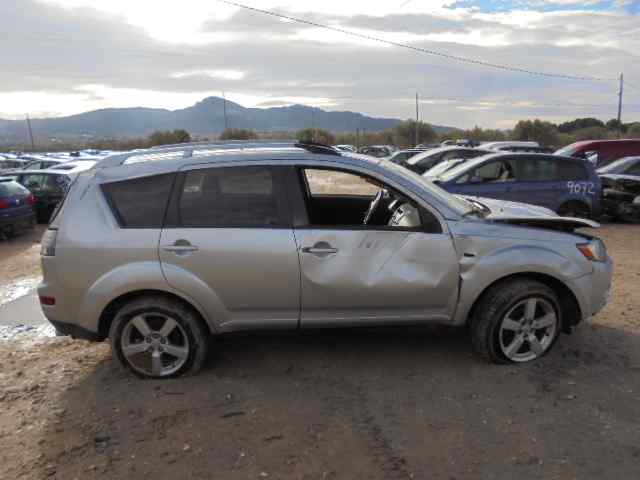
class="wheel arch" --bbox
[97,289,214,340]
[557,198,592,217]
[466,272,582,334]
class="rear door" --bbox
[290,166,459,327]
[159,165,300,331]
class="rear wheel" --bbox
[471,279,561,364]
[109,296,210,378]
[557,201,591,219]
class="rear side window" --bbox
[102,174,174,227]
[176,166,287,228]
[0,181,29,196]
[515,158,588,182]
[556,161,588,180]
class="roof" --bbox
[96,142,377,171]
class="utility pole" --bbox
[415,93,419,147]
[311,109,316,142]
[617,73,624,139]
[222,92,228,131]
[26,114,35,150]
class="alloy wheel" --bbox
[120,313,190,377]
[498,297,558,362]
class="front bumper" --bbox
[572,256,613,321]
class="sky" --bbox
[1,0,639,129]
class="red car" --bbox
[556,139,640,167]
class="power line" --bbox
[217,0,617,82]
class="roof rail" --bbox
[97,141,296,168]
[95,140,344,169]
[294,142,340,156]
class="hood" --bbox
[600,174,640,194]
[459,195,599,231]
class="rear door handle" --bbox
[163,245,198,252]
[302,247,338,255]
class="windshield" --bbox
[554,144,579,157]
[425,158,465,177]
[407,148,444,166]
[381,160,472,216]
[597,157,638,174]
[436,154,495,183]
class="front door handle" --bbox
[301,241,338,257]
[162,239,198,254]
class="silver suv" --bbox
[38,142,612,378]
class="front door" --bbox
[291,167,460,327]
[159,165,300,331]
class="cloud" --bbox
[0,0,638,128]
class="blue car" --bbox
[431,153,601,217]
[0,178,36,237]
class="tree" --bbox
[606,119,625,132]
[219,128,258,140]
[392,120,437,147]
[511,119,558,146]
[572,126,611,142]
[148,129,191,146]
[558,117,604,133]
[625,123,640,139]
[296,128,335,145]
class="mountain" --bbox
[0,97,453,140]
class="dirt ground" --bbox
[0,225,45,304]
[1,224,640,479]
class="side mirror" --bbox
[470,176,484,184]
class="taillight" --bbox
[39,296,56,306]
[0,200,9,209]
[26,194,35,205]
[41,229,58,256]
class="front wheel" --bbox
[471,280,561,364]
[109,296,210,378]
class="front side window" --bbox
[457,160,515,184]
[304,169,380,196]
[298,167,440,232]
[178,166,285,228]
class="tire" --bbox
[470,279,561,364]
[557,201,591,219]
[109,296,210,379]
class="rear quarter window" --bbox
[101,174,175,228]
[0,182,29,196]
[557,161,588,181]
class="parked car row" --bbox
[0,150,113,237]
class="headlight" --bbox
[577,239,607,262]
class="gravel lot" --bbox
[1,224,639,479]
